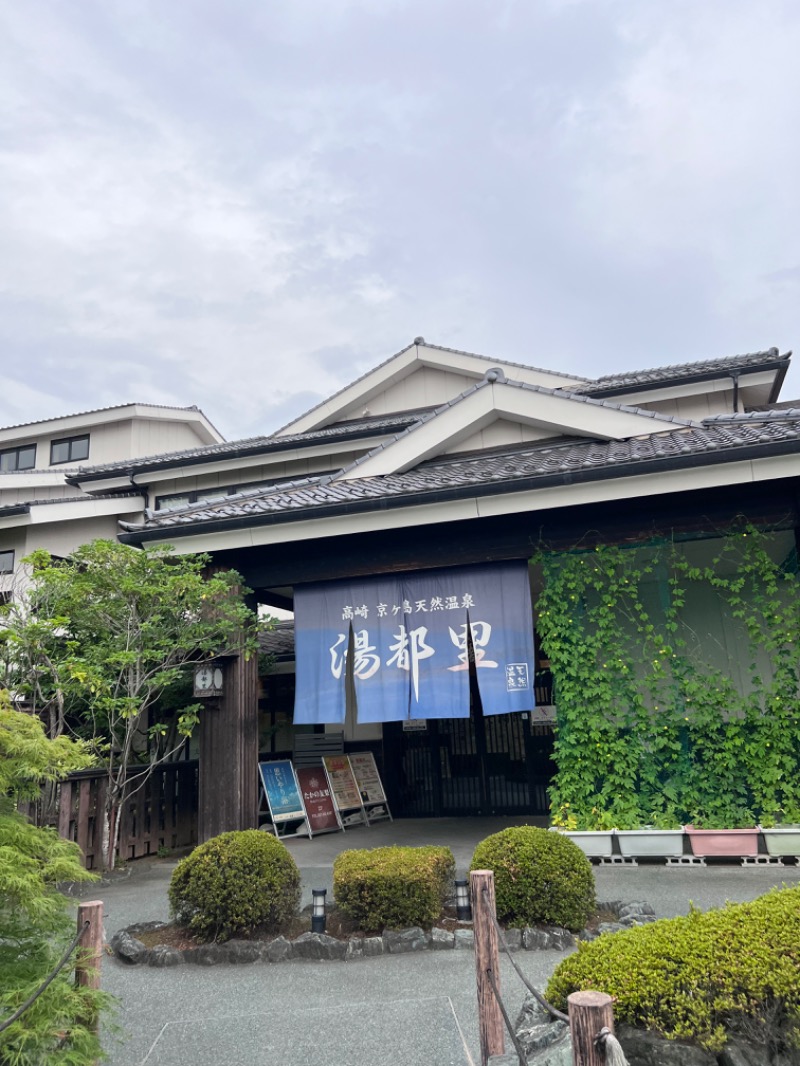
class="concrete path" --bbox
[84,818,800,1066]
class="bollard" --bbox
[75,901,104,992]
[568,990,615,1066]
[471,869,505,1066]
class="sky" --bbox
[2,0,799,440]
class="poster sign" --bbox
[322,754,363,812]
[297,767,340,834]
[294,561,536,724]
[349,752,386,805]
[258,761,306,823]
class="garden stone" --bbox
[194,943,229,965]
[618,901,655,920]
[500,927,522,952]
[597,921,625,936]
[345,937,363,960]
[515,994,552,1032]
[266,936,293,963]
[148,945,182,968]
[110,930,148,965]
[718,1041,769,1066]
[620,914,657,927]
[523,927,551,950]
[618,1024,717,1065]
[454,928,475,950]
[545,927,575,950]
[226,939,263,964]
[383,927,428,954]
[292,932,347,961]
[362,936,384,957]
[519,1020,569,1055]
[430,927,454,950]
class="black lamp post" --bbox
[455,878,472,922]
[312,888,327,933]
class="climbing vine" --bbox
[534,525,800,829]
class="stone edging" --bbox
[110,899,656,968]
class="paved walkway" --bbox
[85,818,800,1066]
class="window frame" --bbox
[0,549,15,575]
[0,443,37,471]
[50,434,90,465]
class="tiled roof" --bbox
[129,413,800,535]
[0,402,213,434]
[0,492,142,518]
[259,622,296,660]
[578,349,787,395]
[72,411,428,480]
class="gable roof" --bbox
[0,402,224,445]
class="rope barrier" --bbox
[0,921,89,1034]
[595,1027,630,1066]
[484,966,528,1066]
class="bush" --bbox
[469,826,595,931]
[333,845,455,930]
[168,830,300,942]
[546,886,800,1052]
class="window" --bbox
[0,550,14,575]
[0,444,36,471]
[50,435,90,464]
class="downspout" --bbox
[730,371,741,414]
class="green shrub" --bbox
[469,826,595,931]
[333,845,455,930]
[546,885,800,1052]
[168,830,300,942]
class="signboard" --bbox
[402,719,428,731]
[258,760,306,824]
[294,561,536,724]
[322,754,363,812]
[349,752,386,804]
[297,767,341,835]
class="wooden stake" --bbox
[471,870,505,1066]
[568,990,615,1066]
[75,901,104,992]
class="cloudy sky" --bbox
[2,1,799,440]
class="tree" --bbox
[1,540,259,869]
[0,691,111,1065]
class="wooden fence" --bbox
[48,760,198,869]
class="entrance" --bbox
[384,701,554,818]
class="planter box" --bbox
[760,827,800,857]
[615,829,684,858]
[685,827,759,857]
[560,830,614,859]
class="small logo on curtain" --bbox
[505,664,530,691]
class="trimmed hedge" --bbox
[546,885,800,1052]
[470,826,595,931]
[333,845,455,931]
[168,830,301,942]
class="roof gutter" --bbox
[118,435,800,546]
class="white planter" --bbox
[615,829,684,858]
[560,830,614,858]
[760,827,800,857]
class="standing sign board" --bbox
[349,751,392,824]
[322,755,367,827]
[258,760,310,838]
[296,767,342,835]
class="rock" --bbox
[515,993,553,1032]
[430,927,454,950]
[453,929,474,950]
[383,927,428,954]
[519,1020,569,1056]
[523,927,551,950]
[193,943,229,965]
[618,901,656,920]
[127,920,169,935]
[718,1040,769,1066]
[266,936,293,963]
[292,932,347,961]
[226,939,263,964]
[597,921,625,936]
[545,927,575,951]
[500,928,522,952]
[362,936,384,957]
[620,914,657,927]
[618,1024,717,1066]
[345,937,363,960]
[110,930,149,965]
[148,945,182,967]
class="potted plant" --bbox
[550,805,614,859]
[759,807,800,859]
[615,809,685,859]
[684,810,759,858]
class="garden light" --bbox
[455,879,472,922]
[312,888,327,933]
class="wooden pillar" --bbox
[75,901,104,991]
[471,869,505,1066]
[568,990,615,1066]
[198,651,259,842]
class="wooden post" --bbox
[568,990,615,1066]
[471,869,505,1066]
[75,901,104,992]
